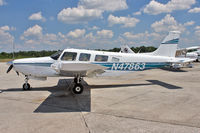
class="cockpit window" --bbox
[95,55,108,62]
[61,52,77,61]
[79,53,91,61]
[50,50,63,60]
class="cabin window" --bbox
[95,55,108,62]
[112,57,120,62]
[61,52,77,61]
[79,53,91,61]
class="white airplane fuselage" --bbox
[12,48,175,78]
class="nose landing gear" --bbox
[23,75,31,90]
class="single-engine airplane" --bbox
[6,31,193,94]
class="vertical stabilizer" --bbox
[120,45,135,54]
[152,31,180,57]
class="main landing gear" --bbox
[71,76,84,94]
[22,75,31,90]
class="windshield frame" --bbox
[50,50,63,60]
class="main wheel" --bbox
[72,84,83,94]
[23,83,31,90]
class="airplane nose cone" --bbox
[7,60,13,65]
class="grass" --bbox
[0,59,13,62]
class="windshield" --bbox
[50,50,63,60]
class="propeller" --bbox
[6,61,19,76]
[6,64,13,73]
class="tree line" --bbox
[0,46,157,59]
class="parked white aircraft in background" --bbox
[6,31,193,94]
[176,46,200,62]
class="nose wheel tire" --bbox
[72,84,83,94]
[23,83,31,90]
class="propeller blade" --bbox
[6,64,13,73]
[16,71,19,76]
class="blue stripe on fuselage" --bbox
[14,63,53,67]
[93,62,169,71]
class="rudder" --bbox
[152,31,180,57]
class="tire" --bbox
[23,83,31,90]
[72,84,84,94]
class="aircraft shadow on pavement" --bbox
[160,67,187,72]
[34,79,91,113]
[2,79,91,113]
[146,80,182,89]
[90,80,182,90]
[1,79,182,113]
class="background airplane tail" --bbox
[120,45,135,53]
[152,31,180,57]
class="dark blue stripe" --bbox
[14,63,53,67]
[93,62,169,71]
[162,38,179,44]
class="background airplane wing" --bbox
[168,57,196,63]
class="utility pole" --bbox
[12,40,15,60]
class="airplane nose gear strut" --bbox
[72,76,84,94]
[23,75,31,90]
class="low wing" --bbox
[185,46,200,51]
[52,62,108,77]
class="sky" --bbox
[0,0,200,52]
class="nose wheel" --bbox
[23,83,31,90]
[71,76,84,94]
[23,75,31,90]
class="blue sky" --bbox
[0,0,200,52]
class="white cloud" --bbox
[0,26,14,45]
[183,21,195,26]
[22,25,43,38]
[188,7,200,13]
[97,29,113,38]
[57,6,102,24]
[21,25,59,45]
[108,14,140,28]
[195,26,200,37]
[57,0,128,24]
[195,26,200,30]
[91,26,99,30]
[133,11,141,16]
[143,0,196,15]
[151,14,185,32]
[0,25,10,31]
[123,31,160,40]
[28,12,46,22]
[79,0,128,12]
[67,29,86,38]
[121,31,164,47]
[0,0,6,6]
[0,25,16,31]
